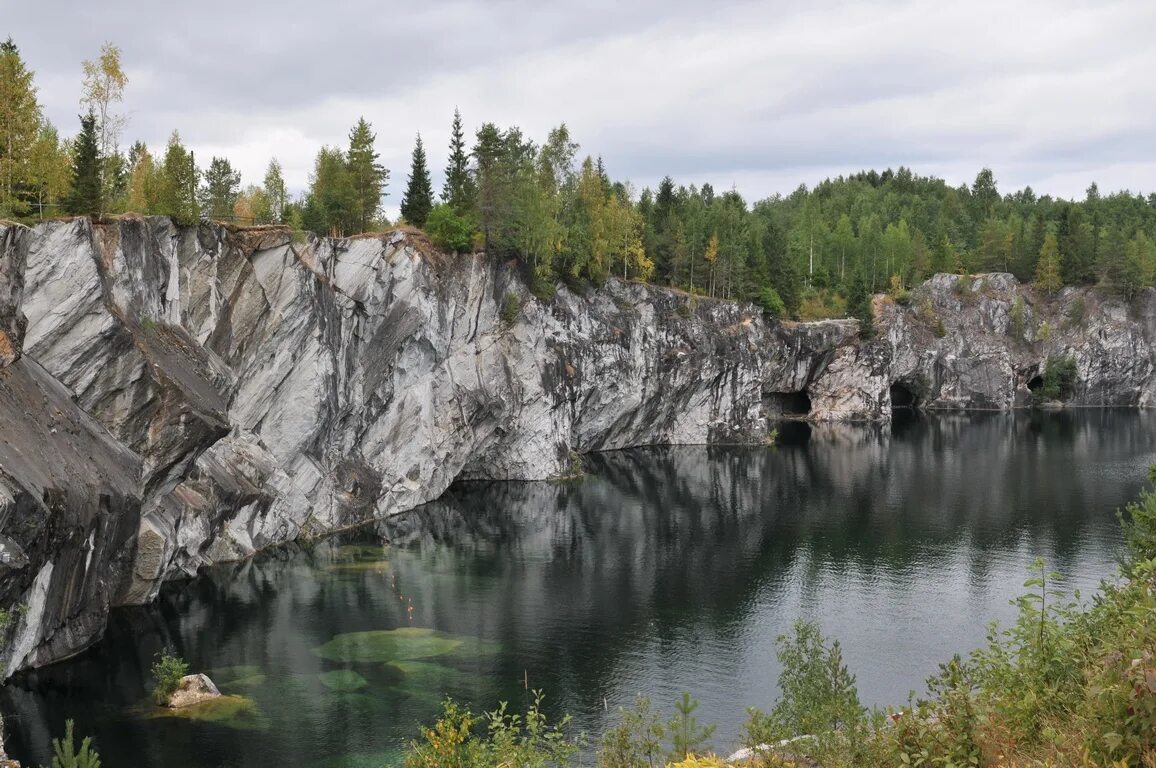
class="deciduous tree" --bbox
[80,42,127,216]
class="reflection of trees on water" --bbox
[3,412,1151,768]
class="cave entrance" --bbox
[765,390,812,418]
[889,382,918,410]
[1027,375,1044,393]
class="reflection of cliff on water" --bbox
[2,411,1151,768]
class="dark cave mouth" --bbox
[890,382,919,410]
[765,390,812,417]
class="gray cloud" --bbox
[8,0,1156,214]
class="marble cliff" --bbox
[0,216,1152,676]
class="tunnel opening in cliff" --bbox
[889,382,919,410]
[1027,375,1044,393]
[765,390,812,417]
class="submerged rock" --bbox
[0,216,1153,675]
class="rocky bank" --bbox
[0,216,1152,677]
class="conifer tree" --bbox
[155,131,199,224]
[0,38,41,217]
[199,156,241,220]
[67,112,102,216]
[442,108,474,213]
[400,134,434,227]
[346,117,387,233]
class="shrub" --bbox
[744,621,864,754]
[1036,355,1078,402]
[500,293,522,326]
[598,695,665,768]
[151,647,189,705]
[51,719,101,768]
[758,286,786,319]
[404,692,579,768]
[425,204,476,253]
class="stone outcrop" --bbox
[0,216,1152,677]
[165,673,221,708]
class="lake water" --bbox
[4,411,1155,767]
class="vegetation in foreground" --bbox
[401,468,1156,767]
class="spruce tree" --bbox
[442,108,474,213]
[67,112,102,216]
[400,133,434,227]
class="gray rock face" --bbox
[0,217,1153,676]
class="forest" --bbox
[3,39,1156,321]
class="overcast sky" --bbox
[8,0,1156,216]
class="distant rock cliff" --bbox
[0,216,1152,676]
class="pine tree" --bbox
[0,38,41,217]
[442,108,474,213]
[199,156,241,220]
[67,112,102,216]
[400,134,434,227]
[345,117,387,233]
[1035,231,1063,295]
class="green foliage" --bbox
[154,131,199,225]
[744,621,863,752]
[400,133,434,227]
[1036,355,1078,402]
[500,293,522,326]
[67,111,102,217]
[1008,295,1025,339]
[845,272,873,340]
[199,156,241,220]
[597,695,665,768]
[757,287,786,318]
[1119,466,1156,565]
[403,692,578,768]
[0,38,41,218]
[346,117,388,233]
[425,203,476,253]
[1035,232,1063,295]
[150,646,189,705]
[51,719,102,768]
[442,108,475,214]
[667,692,715,761]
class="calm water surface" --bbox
[4,411,1155,767]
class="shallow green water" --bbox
[4,411,1154,766]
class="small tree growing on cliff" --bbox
[1035,232,1063,296]
[846,271,874,340]
[66,111,102,216]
